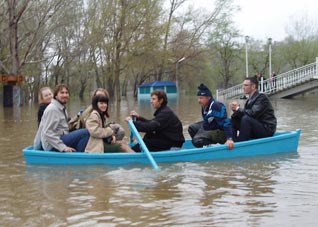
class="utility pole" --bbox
[245,35,249,78]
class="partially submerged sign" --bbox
[0,75,24,84]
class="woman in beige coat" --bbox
[69,88,125,141]
[85,95,133,153]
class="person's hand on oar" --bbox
[130,110,139,119]
[125,111,138,122]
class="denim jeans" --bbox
[61,128,89,152]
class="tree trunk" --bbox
[6,0,30,106]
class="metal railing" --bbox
[216,57,318,100]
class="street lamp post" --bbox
[245,35,249,78]
[268,37,272,78]
[176,57,186,90]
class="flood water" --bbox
[0,93,317,227]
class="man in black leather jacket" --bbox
[230,76,277,142]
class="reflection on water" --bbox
[0,95,318,226]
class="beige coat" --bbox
[85,110,113,153]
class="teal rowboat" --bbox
[22,129,301,166]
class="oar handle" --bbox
[128,119,159,170]
[129,116,136,144]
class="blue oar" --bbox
[128,119,159,170]
[129,116,136,146]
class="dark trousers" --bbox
[231,115,272,142]
[132,136,183,152]
[188,121,226,147]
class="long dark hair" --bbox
[93,88,109,98]
[92,95,109,127]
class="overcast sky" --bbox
[232,0,318,41]
[188,0,318,42]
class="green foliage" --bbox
[1,0,317,104]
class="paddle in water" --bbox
[127,119,160,170]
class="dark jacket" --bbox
[37,103,49,126]
[201,98,233,139]
[134,105,185,145]
[232,90,277,134]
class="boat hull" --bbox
[22,129,301,165]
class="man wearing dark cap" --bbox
[188,84,234,149]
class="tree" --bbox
[0,0,79,105]
[281,13,318,68]
[207,18,241,88]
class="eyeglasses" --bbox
[243,84,252,87]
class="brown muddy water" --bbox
[0,94,317,227]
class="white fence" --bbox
[216,58,318,100]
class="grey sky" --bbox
[188,0,318,42]
[232,0,318,41]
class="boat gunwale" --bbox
[23,129,301,159]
